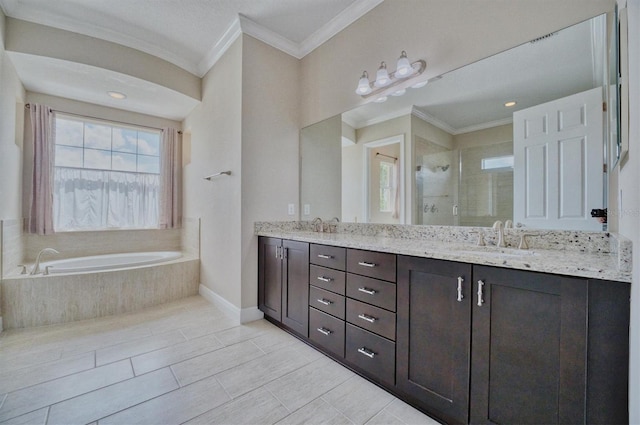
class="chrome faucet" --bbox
[492,221,506,247]
[326,217,340,233]
[311,217,323,232]
[31,248,60,275]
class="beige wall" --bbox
[0,10,26,221]
[183,37,243,307]
[240,35,300,309]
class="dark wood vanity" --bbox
[258,236,630,424]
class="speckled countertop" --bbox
[256,222,632,283]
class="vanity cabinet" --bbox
[396,256,472,425]
[397,256,630,425]
[259,238,629,425]
[258,237,309,337]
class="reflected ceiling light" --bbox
[504,101,517,107]
[107,91,127,99]
[411,81,428,89]
[355,51,426,100]
[374,96,388,103]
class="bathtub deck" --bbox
[0,296,437,425]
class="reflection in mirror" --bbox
[300,13,616,231]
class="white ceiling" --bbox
[0,0,382,120]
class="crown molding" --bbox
[196,17,243,77]
[454,117,514,134]
[238,14,301,58]
[298,0,384,57]
[411,108,457,134]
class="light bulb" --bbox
[374,62,390,88]
[396,51,412,78]
[355,71,372,95]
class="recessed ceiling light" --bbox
[107,91,127,100]
[504,101,517,107]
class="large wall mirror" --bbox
[301,12,620,231]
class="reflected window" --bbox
[379,161,394,212]
[481,155,514,171]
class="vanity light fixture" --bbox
[355,51,426,101]
[504,101,517,107]
[107,91,127,100]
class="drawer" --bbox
[310,285,345,320]
[309,307,345,358]
[346,323,395,385]
[346,273,396,312]
[310,244,346,270]
[347,249,396,282]
[346,298,396,341]
[310,264,346,295]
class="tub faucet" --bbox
[492,221,506,247]
[31,248,60,275]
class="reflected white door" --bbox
[513,87,604,231]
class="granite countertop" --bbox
[256,228,632,283]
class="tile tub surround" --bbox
[1,256,199,329]
[1,219,25,278]
[0,296,438,425]
[255,222,631,283]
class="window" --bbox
[53,115,162,231]
[379,161,394,212]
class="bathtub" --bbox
[1,251,199,329]
[41,251,183,274]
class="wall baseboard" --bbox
[198,284,263,324]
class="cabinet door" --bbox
[258,237,282,321]
[396,256,472,425]
[281,240,310,337]
[470,266,587,424]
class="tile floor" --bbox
[0,296,440,425]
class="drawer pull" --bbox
[316,327,332,336]
[358,261,377,268]
[317,276,333,282]
[316,298,333,306]
[357,347,376,358]
[357,287,377,295]
[317,254,333,259]
[358,313,377,323]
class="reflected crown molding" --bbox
[411,108,514,135]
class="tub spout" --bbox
[31,248,60,275]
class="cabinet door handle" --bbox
[358,313,377,323]
[282,247,287,260]
[317,254,333,259]
[317,276,333,282]
[357,287,377,295]
[357,347,376,358]
[477,280,485,306]
[275,246,280,258]
[358,261,376,267]
[316,298,333,306]
[316,327,332,336]
[457,277,464,302]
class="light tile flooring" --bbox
[0,296,440,425]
